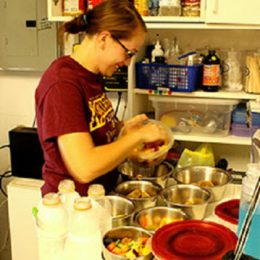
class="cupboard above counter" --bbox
[47,0,260,29]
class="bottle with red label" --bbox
[202,49,221,92]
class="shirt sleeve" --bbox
[41,82,89,142]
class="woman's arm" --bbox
[57,120,166,183]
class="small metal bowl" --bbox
[133,206,188,233]
[114,180,161,211]
[173,166,232,201]
[103,226,153,260]
[118,161,174,188]
[161,184,212,220]
[106,195,135,227]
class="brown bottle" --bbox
[202,50,221,92]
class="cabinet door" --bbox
[0,0,57,70]
[206,0,260,25]
[3,0,38,57]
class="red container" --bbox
[152,220,237,260]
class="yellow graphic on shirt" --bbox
[88,93,114,132]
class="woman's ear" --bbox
[96,31,111,49]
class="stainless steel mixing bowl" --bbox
[173,166,232,201]
[133,206,188,233]
[106,195,135,227]
[161,184,212,220]
[114,180,161,211]
[103,226,153,260]
[118,161,174,188]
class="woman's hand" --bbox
[124,114,148,128]
[121,114,168,144]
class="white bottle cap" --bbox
[42,192,61,206]
[87,184,105,197]
[58,179,76,193]
[73,197,92,211]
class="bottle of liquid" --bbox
[87,184,112,235]
[151,34,165,63]
[63,197,102,260]
[237,163,260,259]
[58,179,80,220]
[36,193,68,260]
[202,49,221,92]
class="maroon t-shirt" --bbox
[35,56,120,196]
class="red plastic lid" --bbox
[215,199,240,225]
[152,220,237,260]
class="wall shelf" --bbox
[173,134,251,145]
[134,89,260,100]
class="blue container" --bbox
[251,112,260,126]
[135,62,203,92]
[237,164,260,259]
[232,105,247,124]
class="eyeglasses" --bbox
[111,35,137,59]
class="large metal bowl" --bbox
[133,206,188,233]
[161,184,212,220]
[173,166,232,201]
[103,226,153,260]
[106,195,135,227]
[118,161,174,188]
[114,180,161,211]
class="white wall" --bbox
[0,71,42,173]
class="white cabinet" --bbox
[0,0,58,70]
[205,0,260,25]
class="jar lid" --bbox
[58,179,75,193]
[74,197,92,211]
[152,220,237,259]
[88,184,105,197]
[43,192,61,206]
[215,199,240,225]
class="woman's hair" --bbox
[63,0,147,40]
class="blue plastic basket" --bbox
[135,62,203,92]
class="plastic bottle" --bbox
[58,179,80,220]
[87,184,112,235]
[36,193,68,260]
[63,197,103,260]
[237,163,260,259]
[151,34,165,63]
[202,49,221,92]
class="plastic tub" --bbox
[149,96,239,136]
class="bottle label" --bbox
[203,64,220,86]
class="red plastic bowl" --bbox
[152,220,237,260]
[215,199,240,225]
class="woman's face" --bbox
[98,29,145,77]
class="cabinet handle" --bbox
[213,0,218,14]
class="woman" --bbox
[35,0,167,196]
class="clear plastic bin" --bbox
[149,96,239,136]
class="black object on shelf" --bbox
[9,127,44,180]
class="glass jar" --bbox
[222,50,243,92]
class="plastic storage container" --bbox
[149,96,238,136]
[135,62,203,92]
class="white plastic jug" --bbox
[36,192,68,260]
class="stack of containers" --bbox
[231,103,251,137]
